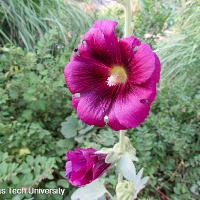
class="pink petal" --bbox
[93,161,110,179]
[108,77,156,130]
[65,161,72,176]
[128,44,155,84]
[92,20,118,35]
[80,148,96,160]
[70,169,88,186]
[79,168,93,185]
[67,150,86,172]
[92,154,110,179]
[76,85,114,127]
[72,95,79,109]
[154,53,161,82]
[64,57,109,94]
[119,36,141,66]
[107,106,127,130]
[83,20,121,66]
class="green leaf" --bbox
[79,125,94,135]
[95,129,116,147]
[46,181,57,189]
[60,116,79,138]
[57,179,69,188]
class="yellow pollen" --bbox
[107,66,127,86]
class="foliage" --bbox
[0,45,73,199]
[0,152,56,188]
[133,0,171,45]
[157,0,200,88]
[0,0,91,51]
[98,0,171,47]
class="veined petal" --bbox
[67,150,87,172]
[76,85,115,127]
[83,20,121,65]
[92,20,118,35]
[65,161,72,176]
[128,44,155,84]
[70,169,88,186]
[119,36,141,66]
[154,53,161,82]
[107,109,127,130]
[108,76,156,130]
[64,57,109,94]
[92,159,110,179]
[72,95,79,109]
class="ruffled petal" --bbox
[79,168,93,185]
[154,53,161,82]
[65,161,72,177]
[76,85,115,127]
[70,169,88,186]
[92,20,117,35]
[67,150,86,172]
[92,154,110,179]
[119,36,141,66]
[64,57,109,94]
[83,20,121,66]
[108,76,156,130]
[93,161,110,179]
[72,95,79,109]
[128,44,155,84]
[107,106,128,130]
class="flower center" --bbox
[107,66,127,86]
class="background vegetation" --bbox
[0,0,199,199]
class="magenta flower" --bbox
[65,148,110,187]
[64,20,160,131]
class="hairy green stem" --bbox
[118,130,125,183]
[124,0,132,37]
[119,130,125,153]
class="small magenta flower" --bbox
[64,20,160,130]
[65,148,110,187]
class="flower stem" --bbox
[124,0,132,37]
[118,130,125,183]
[119,130,125,153]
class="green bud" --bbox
[116,180,135,200]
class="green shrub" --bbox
[0,46,74,199]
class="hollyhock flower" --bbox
[65,148,110,187]
[64,20,160,131]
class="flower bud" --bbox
[65,148,110,186]
[116,180,135,200]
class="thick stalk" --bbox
[119,130,125,153]
[124,0,132,37]
[118,130,125,183]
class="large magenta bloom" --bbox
[64,20,160,130]
[65,148,110,186]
